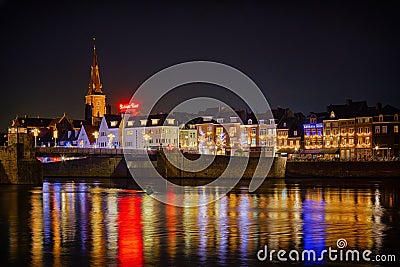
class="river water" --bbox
[0,178,398,266]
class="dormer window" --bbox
[110,121,118,127]
[259,120,265,125]
[230,117,238,123]
[151,119,160,125]
[217,118,224,124]
[379,115,383,122]
[330,111,335,118]
[166,119,175,125]
[283,122,286,127]
[140,120,147,126]
[248,119,252,125]
[127,121,134,127]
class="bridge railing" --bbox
[34,147,149,156]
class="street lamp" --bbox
[143,134,150,150]
[92,131,99,148]
[31,128,40,147]
[53,130,58,147]
[107,133,115,148]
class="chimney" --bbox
[376,102,382,112]
[346,99,352,106]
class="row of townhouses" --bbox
[8,98,400,161]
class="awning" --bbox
[301,149,321,154]
[301,148,340,154]
[276,148,296,154]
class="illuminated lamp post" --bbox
[92,131,99,148]
[53,130,58,147]
[31,128,40,147]
[107,133,115,148]
[143,134,150,150]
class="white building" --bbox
[77,124,99,148]
[122,114,180,150]
[97,114,122,148]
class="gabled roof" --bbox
[381,104,400,115]
[103,114,122,128]
[327,99,370,119]
[60,130,79,142]
[11,116,53,128]
[80,125,99,144]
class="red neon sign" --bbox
[119,103,139,110]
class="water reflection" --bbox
[0,179,398,266]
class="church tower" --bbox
[85,38,109,126]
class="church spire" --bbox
[88,37,103,95]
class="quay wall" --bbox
[43,157,129,178]
[0,144,42,184]
[43,153,287,179]
[286,161,400,178]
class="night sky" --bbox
[1,0,399,130]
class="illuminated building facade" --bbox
[97,114,122,148]
[275,108,304,157]
[179,125,198,153]
[122,114,179,149]
[355,116,373,159]
[372,104,400,158]
[325,100,376,160]
[256,116,277,157]
[303,113,325,150]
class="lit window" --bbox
[127,121,134,127]
[110,121,118,127]
[379,115,383,122]
[382,126,387,134]
[151,119,159,125]
[366,128,370,134]
[395,126,399,133]
[294,130,297,136]
[126,130,133,135]
[217,118,224,124]
[167,119,175,125]
[140,120,147,126]
[395,114,399,122]
[358,127,362,134]
[248,119,253,125]
[375,126,380,134]
[251,128,256,135]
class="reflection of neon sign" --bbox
[119,103,139,110]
